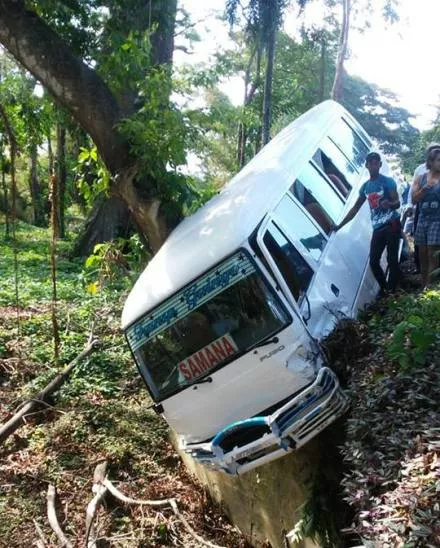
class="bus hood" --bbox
[159,328,321,443]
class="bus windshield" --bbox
[126,251,290,401]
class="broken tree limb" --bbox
[0,338,99,444]
[101,478,225,548]
[34,518,48,547]
[47,485,73,548]
[85,461,108,548]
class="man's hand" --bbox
[380,199,391,209]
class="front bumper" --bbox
[181,367,348,475]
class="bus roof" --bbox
[122,100,349,329]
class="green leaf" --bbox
[93,243,106,254]
[84,255,100,269]
[78,150,90,162]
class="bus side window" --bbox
[313,138,358,198]
[328,118,370,171]
[290,180,333,235]
[291,162,345,234]
[263,223,314,301]
[274,195,327,262]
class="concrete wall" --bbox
[174,433,321,548]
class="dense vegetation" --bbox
[1,0,440,546]
[0,217,247,547]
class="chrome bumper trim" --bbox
[181,367,349,475]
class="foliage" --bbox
[75,145,110,207]
[225,0,308,35]
[98,28,200,210]
[342,74,420,157]
[341,288,440,546]
[402,108,440,175]
[82,234,149,294]
[368,290,440,368]
[0,220,247,547]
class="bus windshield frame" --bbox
[125,249,292,402]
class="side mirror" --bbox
[302,293,311,325]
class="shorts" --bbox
[414,216,440,246]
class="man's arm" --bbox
[380,182,400,210]
[334,194,366,231]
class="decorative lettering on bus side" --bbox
[126,253,256,351]
[132,307,178,343]
[183,264,240,310]
[179,334,238,381]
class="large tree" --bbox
[226,0,308,151]
[342,74,419,156]
[0,0,179,255]
[330,0,400,103]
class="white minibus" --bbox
[122,100,386,475]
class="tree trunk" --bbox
[0,0,179,254]
[72,195,131,257]
[73,174,175,257]
[47,133,54,176]
[56,124,67,238]
[261,1,278,147]
[1,167,9,238]
[331,0,350,102]
[0,137,10,238]
[28,143,45,226]
[237,44,262,167]
[319,35,326,102]
[0,1,128,174]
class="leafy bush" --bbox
[385,291,440,369]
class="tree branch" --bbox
[85,461,108,548]
[0,338,99,443]
[102,478,225,548]
[0,0,128,173]
[47,484,73,548]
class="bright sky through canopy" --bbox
[178,0,440,130]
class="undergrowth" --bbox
[343,288,440,546]
[0,221,246,547]
[292,284,440,548]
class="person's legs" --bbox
[414,245,420,272]
[418,246,429,288]
[427,246,440,284]
[415,217,429,287]
[424,220,440,285]
[413,205,421,272]
[370,227,388,290]
[386,224,401,291]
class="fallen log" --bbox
[47,484,73,548]
[85,461,108,548]
[0,338,99,444]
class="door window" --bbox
[263,223,314,301]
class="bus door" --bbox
[256,206,358,339]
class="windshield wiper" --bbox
[193,376,213,385]
[255,336,279,348]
